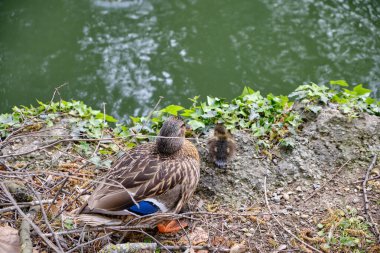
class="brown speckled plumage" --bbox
[207,123,236,168]
[77,117,200,226]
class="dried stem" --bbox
[362,154,379,243]
[0,182,62,252]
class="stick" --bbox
[66,232,112,253]
[43,225,150,237]
[100,243,157,253]
[362,154,379,243]
[0,199,53,207]
[20,205,40,253]
[263,176,323,253]
[26,176,65,252]
[304,160,350,202]
[0,183,62,253]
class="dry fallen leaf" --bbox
[179,227,208,245]
[0,225,21,253]
[229,243,247,253]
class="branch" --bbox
[0,183,62,253]
[362,154,379,243]
[20,206,40,253]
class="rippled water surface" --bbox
[1,0,379,119]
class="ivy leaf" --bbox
[330,80,349,87]
[352,84,371,96]
[240,86,255,96]
[96,112,118,123]
[187,120,205,130]
[160,105,184,116]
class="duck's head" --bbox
[156,116,186,155]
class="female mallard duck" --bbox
[207,123,236,169]
[77,117,200,233]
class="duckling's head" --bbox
[156,116,186,155]
[214,123,227,136]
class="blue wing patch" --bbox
[128,201,160,215]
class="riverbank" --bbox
[0,83,379,252]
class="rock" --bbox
[272,195,281,203]
[283,193,290,200]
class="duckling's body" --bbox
[207,124,236,169]
[77,117,200,231]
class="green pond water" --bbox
[1,0,379,120]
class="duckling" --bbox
[207,123,236,169]
[77,116,200,233]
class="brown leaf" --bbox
[0,225,20,253]
[179,227,208,245]
[230,243,247,253]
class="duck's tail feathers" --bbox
[215,159,227,169]
[75,214,123,227]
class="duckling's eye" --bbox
[181,123,185,128]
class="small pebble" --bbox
[296,186,303,192]
[295,211,300,216]
[283,193,290,200]
[285,205,293,210]
[301,214,309,219]
[273,196,281,203]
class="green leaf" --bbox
[317,230,325,237]
[352,84,371,96]
[330,80,349,87]
[160,105,184,116]
[64,218,74,229]
[96,112,118,123]
[187,120,205,130]
[240,86,255,96]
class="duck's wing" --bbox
[86,144,198,213]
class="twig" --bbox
[20,205,40,253]
[26,175,65,252]
[352,175,380,184]
[100,243,231,253]
[162,245,230,252]
[100,242,158,253]
[0,182,62,252]
[91,102,106,158]
[0,160,12,171]
[46,83,68,113]
[66,232,112,253]
[140,96,164,131]
[43,225,149,237]
[362,154,379,243]
[0,199,53,207]
[303,160,350,202]
[46,177,69,214]
[264,175,323,253]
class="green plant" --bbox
[315,208,376,252]
[289,81,380,118]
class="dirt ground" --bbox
[0,108,379,252]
